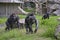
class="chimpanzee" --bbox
[42,13,49,19]
[5,13,20,30]
[25,13,38,34]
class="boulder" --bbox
[54,18,60,40]
[19,19,25,29]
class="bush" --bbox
[40,16,59,38]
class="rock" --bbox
[57,18,60,21]
[19,19,25,29]
[0,23,6,28]
[54,18,60,40]
[55,25,60,40]
[19,19,25,24]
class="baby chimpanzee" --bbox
[42,13,49,19]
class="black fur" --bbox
[25,13,38,34]
[42,13,49,19]
[5,13,20,30]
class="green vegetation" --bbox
[0,15,59,40]
[18,15,26,19]
[24,8,35,12]
[0,17,7,24]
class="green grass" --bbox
[18,14,26,19]
[0,15,60,40]
[0,17,7,24]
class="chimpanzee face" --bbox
[11,13,17,19]
[13,13,16,17]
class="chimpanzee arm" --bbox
[34,19,38,33]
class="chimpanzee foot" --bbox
[26,32,29,34]
[29,31,33,34]
[31,32,33,34]
[26,32,33,34]
[54,35,58,40]
[5,27,10,31]
[34,29,37,33]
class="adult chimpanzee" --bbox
[25,13,38,34]
[5,13,20,30]
[42,13,49,19]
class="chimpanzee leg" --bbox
[46,13,49,19]
[48,16,49,19]
[5,26,10,30]
[25,24,29,34]
[29,25,33,34]
[10,24,13,29]
[26,28,29,34]
[5,22,10,30]
[34,20,38,33]
[17,22,20,28]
